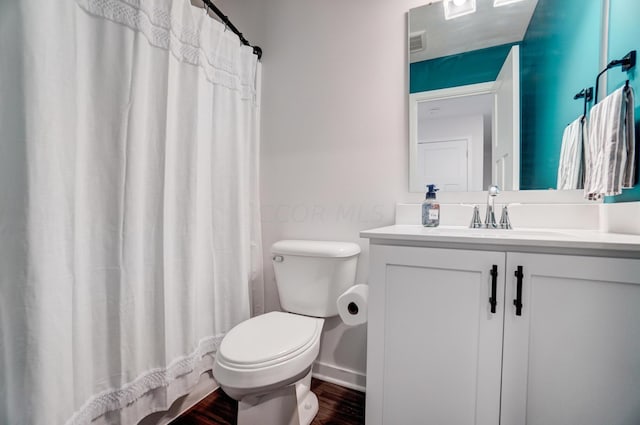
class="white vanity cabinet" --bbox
[365,243,640,425]
[501,253,640,425]
[367,245,506,425]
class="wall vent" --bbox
[409,31,426,53]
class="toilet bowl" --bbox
[214,311,324,425]
[212,240,360,425]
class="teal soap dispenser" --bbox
[422,184,440,227]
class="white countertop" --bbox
[360,225,640,257]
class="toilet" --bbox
[212,240,360,425]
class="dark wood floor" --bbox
[170,379,365,425]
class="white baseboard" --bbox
[312,360,366,392]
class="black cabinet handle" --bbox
[513,266,524,316]
[489,265,498,314]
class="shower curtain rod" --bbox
[202,0,263,60]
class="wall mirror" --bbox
[408,0,605,193]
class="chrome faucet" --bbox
[484,185,500,228]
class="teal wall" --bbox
[410,43,517,93]
[604,0,640,202]
[520,0,602,189]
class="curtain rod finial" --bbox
[253,46,262,60]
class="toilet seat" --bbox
[214,312,324,390]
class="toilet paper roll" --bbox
[337,284,369,326]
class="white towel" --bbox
[585,85,636,198]
[557,116,586,190]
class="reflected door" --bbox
[493,45,520,190]
[417,139,469,191]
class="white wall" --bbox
[218,0,432,384]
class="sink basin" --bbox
[420,227,572,239]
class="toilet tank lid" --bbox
[271,240,361,258]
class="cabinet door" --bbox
[502,253,640,425]
[366,245,505,425]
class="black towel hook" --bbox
[574,87,593,118]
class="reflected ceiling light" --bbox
[443,0,476,20]
[493,0,526,7]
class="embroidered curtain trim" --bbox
[65,335,223,425]
[76,0,257,100]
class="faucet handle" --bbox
[499,205,512,230]
[470,205,483,228]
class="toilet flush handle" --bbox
[273,255,284,262]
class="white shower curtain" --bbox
[0,1,263,424]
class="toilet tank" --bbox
[271,240,360,318]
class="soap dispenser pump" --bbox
[422,184,440,227]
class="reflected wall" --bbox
[520,0,602,190]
